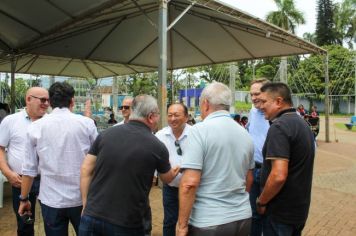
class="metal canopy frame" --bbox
[0,0,330,141]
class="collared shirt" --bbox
[155,124,192,187]
[0,109,32,174]
[247,107,270,163]
[181,110,254,228]
[23,108,98,208]
[84,120,171,228]
[261,107,315,225]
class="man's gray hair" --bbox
[123,96,133,102]
[130,94,159,119]
[200,82,232,111]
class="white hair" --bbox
[122,96,133,102]
[200,82,232,110]
[130,94,159,119]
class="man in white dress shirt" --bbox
[0,87,49,236]
[156,103,191,236]
[18,82,98,235]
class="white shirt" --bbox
[155,124,191,187]
[0,110,32,174]
[23,108,98,208]
[114,120,124,126]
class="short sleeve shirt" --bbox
[261,108,315,225]
[84,120,171,228]
[0,110,32,174]
[181,111,254,227]
[155,124,191,187]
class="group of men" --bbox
[0,79,315,236]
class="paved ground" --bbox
[1,116,355,235]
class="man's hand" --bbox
[176,224,188,236]
[172,166,180,177]
[6,170,22,188]
[256,205,266,215]
[18,200,32,216]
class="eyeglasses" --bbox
[174,140,182,156]
[30,95,49,104]
[119,106,130,110]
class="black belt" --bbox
[20,175,41,180]
[255,162,262,169]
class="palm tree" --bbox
[303,32,317,44]
[266,0,306,83]
[266,0,306,33]
[333,0,356,49]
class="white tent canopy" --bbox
[0,0,325,78]
[0,0,330,141]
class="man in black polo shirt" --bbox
[257,83,315,236]
[79,94,180,236]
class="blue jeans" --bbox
[40,202,82,236]
[162,184,179,236]
[249,167,263,236]
[263,215,305,236]
[79,215,145,236]
[12,177,40,236]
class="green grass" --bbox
[335,123,356,132]
[235,101,252,112]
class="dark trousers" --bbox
[188,218,251,236]
[143,205,152,236]
[249,167,263,236]
[79,215,145,236]
[263,215,305,236]
[12,177,40,236]
[162,184,179,236]
[40,202,82,236]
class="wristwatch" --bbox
[19,195,29,202]
[256,197,268,207]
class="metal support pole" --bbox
[10,55,16,114]
[280,57,288,84]
[112,76,119,115]
[229,63,237,114]
[324,53,330,142]
[158,0,168,129]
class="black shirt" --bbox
[84,120,171,228]
[261,108,315,225]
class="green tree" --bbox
[266,0,306,33]
[315,0,338,46]
[333,0,356,49]
[291,45,354,97]
[127,73,158,97]
[266,0,305,84]
[14,78,29,108]
[303,32,317,44]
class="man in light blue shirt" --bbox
[177,82,254,236]
[247,78,270,236]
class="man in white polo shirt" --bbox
[156,103,191,236]
[18,82,98,236]
[0,87,49,236]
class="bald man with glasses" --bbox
[0,87,49,236]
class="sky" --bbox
[218,0,339,37]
